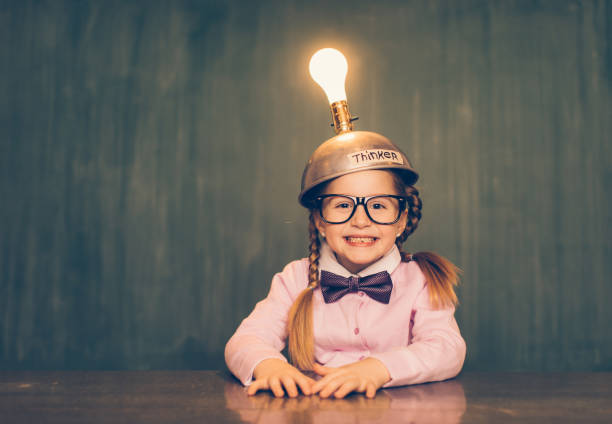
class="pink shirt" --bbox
[225,242,466,387]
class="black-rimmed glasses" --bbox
[315,195,407,225]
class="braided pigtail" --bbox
[395,185,422,260]
[410,251,460,308]
[287,212,320,370]
[394,181,461,309]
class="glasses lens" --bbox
[320,196,355,223]
[366,196,401,224]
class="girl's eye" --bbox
[370,197,394,208]
[368,201,390,210]
[335,202,352,209]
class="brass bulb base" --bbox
[330,100,353,134]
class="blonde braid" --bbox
[396,186,423,261]
[287,212,320,369]
[307,213,321,289]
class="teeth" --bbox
[346,237,375,243]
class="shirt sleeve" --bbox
[370,283,467,387]
[224,260,307,385]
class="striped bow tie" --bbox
[319,270,393,304]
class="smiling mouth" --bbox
[345,236,377,245]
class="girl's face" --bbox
[314,170,408,274]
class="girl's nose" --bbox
[351,204,371,227]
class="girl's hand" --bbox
[311,358,391,399]
[248,358,315,397]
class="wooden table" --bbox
[1,371,610,423]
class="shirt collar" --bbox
[318,240,401,278]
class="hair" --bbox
[287,170,461,370]
[287,212,320,369]
[393,178,461,309]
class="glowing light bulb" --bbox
[309,48,348,104]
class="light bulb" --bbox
[309,48,348,104]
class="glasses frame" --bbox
[315,194,408,225]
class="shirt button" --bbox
[358,291,364,297]
[354,328,360,335]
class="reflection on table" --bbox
[225,377,466,424]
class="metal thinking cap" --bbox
[298,130,419,206]
[298,49,419,207]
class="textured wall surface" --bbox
[1,0,611,371]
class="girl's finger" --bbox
[312,367,345,393]
[281,376,299,398]
[318,377,345,398]
[293,373,314,396]
[311,375,333,394]
[333,379,359,399]
[247,379,267,396]
[365,382,376,398]
[269,377,285,398]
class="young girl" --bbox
[225,128,466,399]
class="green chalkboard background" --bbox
[1,0,611,371]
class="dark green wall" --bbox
[1,0,611,371]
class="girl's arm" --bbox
[369,284,466,387]
[224,260,315,392]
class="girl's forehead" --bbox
[323,170,397,194]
